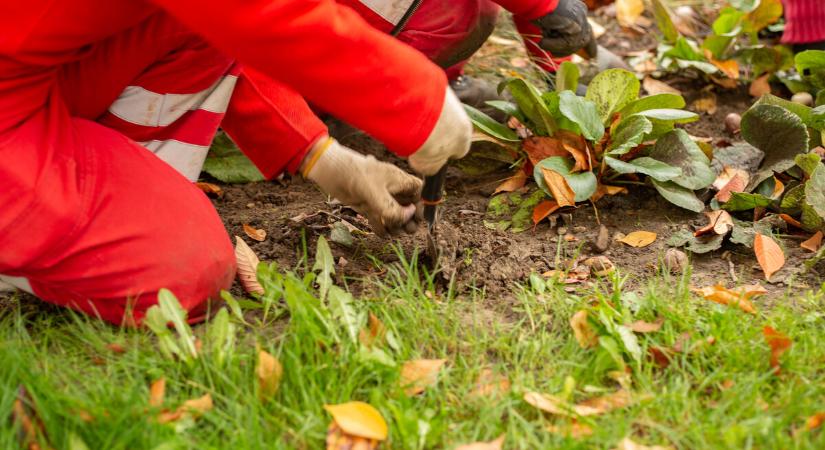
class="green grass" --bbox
[1,240,824,450]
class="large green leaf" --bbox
[558,91,604,141]
[585,69,640,125]
[754,94,813,125]
[604,156,682,181]
[464,104,519,142]
[635,108,699,138]
[649,129,715,190]
[504,78,558,135]
[651,179,705,212]
[606,115,653,156]
[741,103,810,189]
[327,285,361,343]
[721,192,774,211]
[795,50,825,91]
[485,100,524,122]
[662,38,719,74]
[556,61,580,93]
[534,156,598,202]
[619,93,686,118]
[202,133,265,183]
[781,184,806,211]
[805,164,825,219]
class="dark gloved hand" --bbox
[533,0,597,58]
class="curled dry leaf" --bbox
[194,182,223,197]
[149,378,166,408]
[235,236,264,295]
[763,326,792,373]
[694,210,733,237]
[257,350,283,399]
[692,284,765,314]
[532,200,560,226]
[643,77,681,95]
[570,310,598,348]
[618,231,657,248]
[627,317,664,333]
[243,223,266,242]
[400,359,447,395]
[749,74,772,97]
[323,401,388,441]
[546,422,593,439]
[455,435,505,450]
[800,231,823,252]
[494,171,528,194]
[779,213,804,230]
[754,233,785,281]
[614,437,675,450]
[326,423,378,450]
[358,313,387,348]
[471,368,511,399]
[541,168,576,207]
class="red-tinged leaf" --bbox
[806,412,825,431]
[523,137,568,165]
[714,172,748,202]
[779,213,804,230]
[532,200,560,225]
[749,74,771,97]
[243,224,267,242]
[149,378,165,408]
[106,343,126,353]
[763,326,792,373]
[648,346,672,368]
[493,171,528,194]
[754,233,785,280]
[801,231,823,252]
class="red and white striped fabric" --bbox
[782,0,825,45]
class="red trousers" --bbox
[781,0,825,45]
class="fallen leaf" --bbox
[694,210,733,236]
[763,326,792,374]
[648,346,672,368]
[570,310,598,348]
[235,236,264,295]
[400,359,447,395]
[618,231,657,247]
[805,412,825,431]
[575,389,633,416]
[591,184,629,202]
[749,74,771,97]
[801,231,824,252]
[541,167,576,207]
[324,402,388,441]
[643,77,681,95]
[524,392,573,416]
[771,178,785,198]
[326,423,378,450]
[157,393,214,424]
[691,92,718,114]
[532,200,560,225]
[358,313,387,348]
[494,171,528,194]
[106,343,126,353]
[714,171,748,202]
[455,435,505,450]
[627,317,664,333]
[12,386,49,450]
[243,223,266,242]
[149,378,165,408]
[703,50,740,80]
[713,166,749,190]
[582,255,615,276]
[692,284,765,314]
[711,75,739,89]
[779,213,804,230]
[257,350,283,399]
[194,182,223,197]
[546,422,593,438]
[523,137,569,166]
[614,437,674,450]
[471,368,511,398]
[616,0,645,27]
[754,233,785,280]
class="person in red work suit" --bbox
[0,0,593,326]
[781,0,825,51]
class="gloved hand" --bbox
[532,0,596,58]
[302,137,422,236]
[408,87,472,176]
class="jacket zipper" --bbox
[390,0,423,36]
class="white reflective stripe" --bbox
[109,75,238,127]
[359,0,415,25]
[140,139,210,181]
[0,275,33,294]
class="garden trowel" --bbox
[421,165,448,265]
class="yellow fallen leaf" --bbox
[525,389,633,417]
[455,435,505,450]
[158,393,214,424]
[257,350,283,399]
[541,167,576,207]
[754,233,785,280]
[149,378,165,408]
[235,236,264,295]
[618,231,657,247]
[326,423,379,450]
[616,0,645,27]
[546,421,593,438]
[243,223,266,242]
[692,284,765,314]
[324,402,388,441]
[614,437,675,450]
[703,49,739,80]
[570,310,598,348]
[643,76,681,95]
[400,359,447,395]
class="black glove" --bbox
[533,0,597,58]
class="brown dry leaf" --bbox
[541,168,576,207]
[326,423,379,450]
[523,137,568,165]
[235,236,264,295]
[763,326,792,373]
[805,412,825,431]
[714,171,748,202]
[692,284,765,314]
[400,359,447,395]
[157,394,214,424]
[471,368,511,399]
[694,210,733,236]
[591,184,629,202]
[627,317,664,333]
[801,231,824,252]
[711,75,739,89]
[771,178,785,198]
[749,74,772,97]
[570,310,598,348]
[524,392,574,416]
[614,437,675,450]
[618,231,657,247]
[257,350,283,399]
[754,233,785,280]
[493,171,528,194]
[149,378,166,408]
[358,313,387,347]
[703,50,740,80]
[575,389,633,416]
[194,182,223,197]
[532,200,560,226]
[455,435,505,450]
[106,343,126,354]
[616,0,644,27]
[546,422,594,438]
[643,77,681,95]
[779,213,804,230]
[324,402,388,441]
[692,92,718,114]
[243,223,266,242]
[713,166,749,190]
[648,346,672,368]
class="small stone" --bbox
[613,232,626,241]
[557,226,568,235]
[791,92,813,106]
[338,257,348,267]
[583,256,615,276]
[592,224,610,253]
[664,248,688,273]
[573,226,588,233]
[246,202,255,208]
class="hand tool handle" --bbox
[421,165,448,226]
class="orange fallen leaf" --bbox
[257,350,283,399]
[763,326,792,373]
[455,435,505,450]
[523,137,569,165]
[591,183,629,202]
[494,171,528,194]
[106,343,126,354]
[711,75,739,89]
[627,317,664,333]
[149,378,166,408]
[643,76,681,95]
[324,402,388,441]
[194,182,223,197]
[326,423,378,450]
[471,368,511,399]
[694,210,733,236]
[157,393,214,424]
[805,412,825,431]
[400,359,447,395]
[771,178,785,199]
[243,223,266,242]
[749,74,771,97]
[615,437,675,450]
[714,172,748,202]
[801,231,823,252]
[618,231,657,247]
[358,313,387,348]
[692,284,765,314]
[754,233,785,280]
[779,213,804,230]
[691,92,718,115]
[570,310,598,348]
[541,168,576,207]
[546,421,594,438]
[532,200,560,225]
[704,49,740,79]
[713,166,749,190]
[235,236,264,295]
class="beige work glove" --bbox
[302,138,422,236]
[408,86,473,176]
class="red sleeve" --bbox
[149,0,447,157]
[492,0,558,19]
